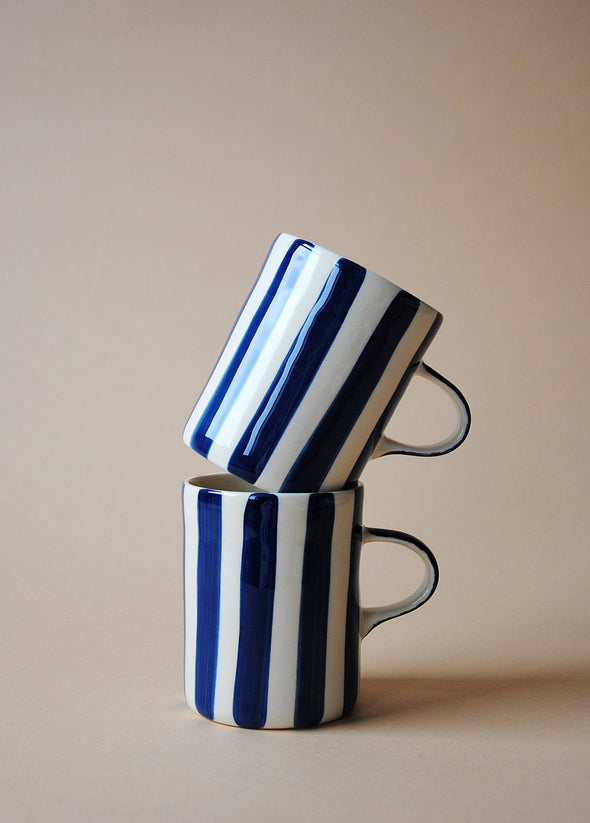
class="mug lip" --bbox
[277,232,436,311]
[184,472,361,498]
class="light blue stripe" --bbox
[196,241,314,449]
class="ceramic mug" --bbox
[183,474,439,729]
[183,233,470,492]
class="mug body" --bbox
[183,233,442,492]
[183,474,363,729]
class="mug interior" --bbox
[185,473,360,496]
[186,474,264,493]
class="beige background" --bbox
[2,1,589,821]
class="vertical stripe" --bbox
[228,259,367,484]
[182,484,198,713]
[211,494,247,725]
[321,492,356,724]
[264,499,308,728]
[280,291,421,492]
[294,494,335,727]
[342,485,364,718]
[188,239,312,456]
[194,490,223,720]
[233,495,279,728]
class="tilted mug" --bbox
[183,474,439,729]
[183,233,470,492]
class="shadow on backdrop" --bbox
[345,669,590,733]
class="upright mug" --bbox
[183,233,470,492]
[183,474,439,729]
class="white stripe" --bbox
[321,492,355,724]
[211,494,247,726]
[206,247,338,470]
[264,497,308,728]
[255,272,401,491]
[182,233,297,448]
[321,303,439,489]
[183,483,198,713]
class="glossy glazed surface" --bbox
[183,234,469,491]
[183,475,438,729]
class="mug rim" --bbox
[184,472,361,498]
[277,231,435,309]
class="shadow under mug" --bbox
[183,474,439,729]
[183,233,470,492]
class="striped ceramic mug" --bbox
[183,233,470,493]
[183,474,439,729]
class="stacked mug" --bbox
[181,233,470,729]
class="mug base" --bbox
[186,703,355,730]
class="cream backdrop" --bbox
[2,2,589,821]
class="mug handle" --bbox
[360,527,439,639]
[372,362,471,458]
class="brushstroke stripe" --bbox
[204,242,320,450]
[279,290,421,492]
[211,493,247,726]
[227,259,366,484]
[321,492,356,723]
[205,246,334,473]
[253,273,401,493]
[294,493,335,727]
[194,489,223,720]
[264,498,308,727]
[232,495,279,729]
[182,234,297,447]
[189,239,312,456]
[342,485,364,717]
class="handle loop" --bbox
[372,362,471,459]
[360,527,439,639]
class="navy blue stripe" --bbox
[342,485,364,718]
[228,258,367,484]
[188,238,312,457]
[194,490,223,720]
[345,311,443,483]
[294,494,335,727]
[233,495,278,729]
[280,290,421,492]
